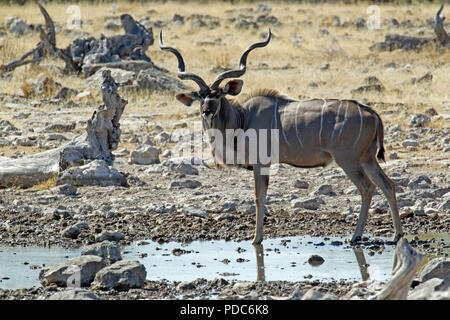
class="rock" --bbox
[52,184,77,196]
[291,197,325,210]
[95,231,125,243]
[129,146,161,165]
[408,175,432,190]
[91,260,146,290]
[409,114,431,127]
[402,140,419,148]
[56,160,128,187]
[154,131,171,145]
[9,19,29,35]
[169,162,199,175]
[170,179,202,189]
[312,184,335,196]
[411,72,433,84]
[354,16,366,29]
[301,288,338,300]
[183,207,208,218]
[81,241,122,264]
[87,67,135,89]
[418,258,450,283]
[408,278,450,300]
[389,152,398,160]
[439,199,450,213]
[61,226,81,239]
[308,255,325,266]
[39,255,106,287]
[424,107,438,116]
[294,179,309,189]
[46,288,101,300]
[135,67,188,93]
[177,281,196,291]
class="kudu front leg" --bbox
[252,169,269,245]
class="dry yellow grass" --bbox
[0,1,448,129]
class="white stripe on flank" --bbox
[295,102,304,147]
[330,100,343,140]
[275,98,291,146]
[319,99,327,145]
[354,103,363,146]
[338,101,349,139]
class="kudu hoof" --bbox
[350,235,362,245]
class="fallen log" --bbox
[371,4,449,52]
[1,3,154,75]
[0,69,127,188]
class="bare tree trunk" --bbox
[0,70,127,188]
[373,238,425,300]
[434,4,450,46]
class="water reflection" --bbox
[1,235,402,289]
[251,244,375,283]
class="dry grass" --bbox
[25,173,58,191]
[0,1,448,127]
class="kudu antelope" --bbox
[159,30,403,245]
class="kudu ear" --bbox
[176,92,200,107]
[223,79,243,96]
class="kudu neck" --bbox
[215,97,245,130]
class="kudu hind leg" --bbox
[341,165,376,243]
[361,159,404,241]
[252,169,269,245]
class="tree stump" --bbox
[0,70,127,188]
[374,238,425,300]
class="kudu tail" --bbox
[374,112,385,162]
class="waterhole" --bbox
[0,235,396,290]
[1,234,447,290]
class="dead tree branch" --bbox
[371,4,449,52]
[0,70,127,188]
[374,238,425,300]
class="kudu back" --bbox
[159,30,403,245]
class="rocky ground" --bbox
[0,1,449,300]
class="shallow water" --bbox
[123,235,396,283]
[0,246,81,290]
[0,235,399,290]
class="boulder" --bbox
[56,160,128,187]
[129,146,161,165]
[408,278,450,300]
[39,255,106,287]
[87,67,135,89]
[9,19,29,35]
[91,260,146,290]
[169,162,199,175]
[418,258,450,283]
[95,231,125,243]
[135,68,188,93]
[61,225,81,239]
[81,241,122,264]
[183,206,208,218]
